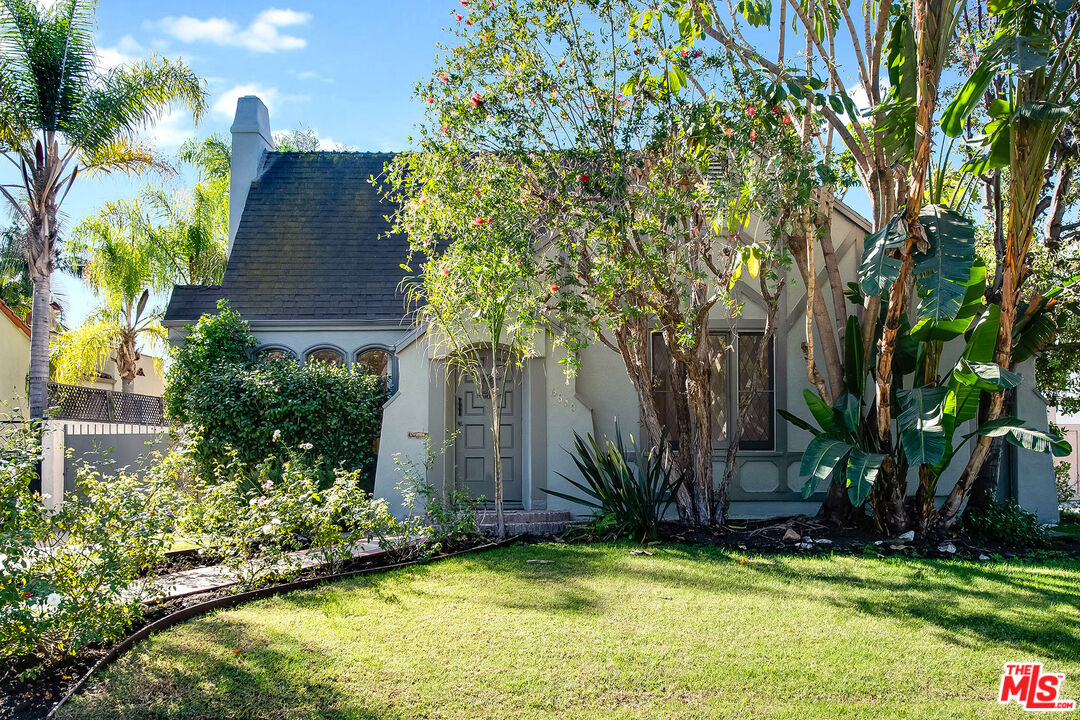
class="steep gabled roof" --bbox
[165,151,412,326]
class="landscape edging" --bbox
[44,535,522,720]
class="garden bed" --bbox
[554,515,1080,560]
[1,536,510,720]
[651,516,1080,559]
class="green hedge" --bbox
[164,303,387,489]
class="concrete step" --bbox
[476,510,578,536]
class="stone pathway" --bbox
[144,539,389,603]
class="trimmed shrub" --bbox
[165,303,387,489]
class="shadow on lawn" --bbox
[65,617,407,720]
[464,543,1080,663]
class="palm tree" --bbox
[0,0,206,419]
[0,225,32,318]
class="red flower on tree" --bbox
[550,283,559,293]
[749,129,757,141]
[577,173,589,183]
[746,106,756,117]
[470,92,485,107]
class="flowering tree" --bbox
[383,0,818,525]
[382,153,543,538]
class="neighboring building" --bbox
[164,96,1062,523]
[84,353,166,397]
[0,299,30,416]
[1049,408,1080,505]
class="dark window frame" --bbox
[354,345,398,395]
[650,329,776,452]
[304,345,347,366]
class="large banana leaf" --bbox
[896,386,948,466]
[963,304,1002,362]
[799,436,853,499]
[836,392,861,434]
[843,314,866,397]
[913,206,977,322]
[910,262,986,342]
[845,449,886,506]
[952,359,1022,391]
[803,388,842,434]
[859,212,906,297]
[974,417,1072,457]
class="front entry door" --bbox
[455,354,523,505]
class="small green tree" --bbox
[383,153,542,537]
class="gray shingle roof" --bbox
[165,152,411,326]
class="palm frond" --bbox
[66,54,206,157]
[77,135,173,177]
[50,318,121,385]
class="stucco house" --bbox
[164,96,1060,523]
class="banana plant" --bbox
[784,202,1072,517]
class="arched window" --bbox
[356,347,396,392]
[258,346,295,362]
[306,347,345,366]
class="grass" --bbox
[1055,521,1080,540]
[63,544,1080,720]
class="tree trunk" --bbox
[820,478,855,525]
[489,354,505,538]
[964,387,1014,512]
[116,332,139,393]
[28,274,51,420]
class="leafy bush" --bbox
[165,303,388,489]
[182,446,402,589]
[544,424,683,543]
[393,435,479,555]
[962,498,1052,549]
[1056,460,1076,506]
[1,419,181,680]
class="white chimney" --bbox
[228,96,273,256]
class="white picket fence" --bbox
[41,419,170,507]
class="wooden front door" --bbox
[455,354,523,505]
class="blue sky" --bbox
[45,1,459,326]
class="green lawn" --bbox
[63,544,1080,720]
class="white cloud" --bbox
[152,8,311,53]
[96,34,143,70]
[212,83,308,122]
[212,83,282,120]
[146,108,195,149]
[288,69,335,84]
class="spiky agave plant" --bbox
[545,422,684,543]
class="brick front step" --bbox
[476,510,581,536]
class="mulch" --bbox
[653,516,1080,560]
